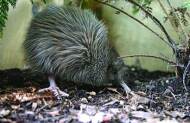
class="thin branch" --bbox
[169,64,184,68]
[157,0,180,40]
[79,0,84,8]
[126,0,177,52]
[185,12,190,19]
[94,0,173,49]
[119,54,176,65]
[182,60,190,91]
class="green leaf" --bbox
[181,1,190,9]
[132,6,140,14]
[7,0,17,7]
[131,0,153,14]
[0,0,17,36]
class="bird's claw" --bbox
[38,86,69,99]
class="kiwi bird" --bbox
[24,5,131,98]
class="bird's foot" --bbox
[120,81,132,94]
[38,86,69,99]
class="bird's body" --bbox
[24,5,131,98]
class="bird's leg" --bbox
[112,58,132,94]
[120,81,131,94]
[117,66,132,94]
[38,75,69,98]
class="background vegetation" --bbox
[0,0,17,37]
[0,0,190,71]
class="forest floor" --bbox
[0,66,190,123]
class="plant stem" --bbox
[182,60,190,91]
[119,54,176,65]
[94,0,173,49]
[157,0,180,41]
[126,0,176,52]
[166,0,188,44]
[79,0,84,8]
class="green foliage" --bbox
[0,0,17,34]
[181,1,190,9]
[132,0,153,14]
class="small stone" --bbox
[138,105,143,109]
[134,80,141,84]
[81,98,88,103]
[0,109,10,117]
[88,96,92,100]
[78,113,91,123]
[87,91,96,96]
[166,80,169,83]
[131,67,136,71]
[11,105,20,110]
[119,100,124,105]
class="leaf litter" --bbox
[0,67,190,123]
